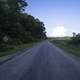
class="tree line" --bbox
[70,32,80,45]
[0,0,46,45]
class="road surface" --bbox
[0,41,80,80]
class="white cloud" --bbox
[50,26,67,37]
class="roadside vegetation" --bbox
[0,42,37,57]
[0,0,46,57]
[51,33,80,57]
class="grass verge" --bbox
[51,40,80,57]
[0,42,36,57]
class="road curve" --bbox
[0,41,80,80]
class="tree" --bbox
[72,32,76,37]
[70,33,80,45]
[0,0,46,44]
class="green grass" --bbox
[51,40,80,57]
[0,42,36,57]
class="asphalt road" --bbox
[0,41,80,80]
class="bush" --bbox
[0,44,15,52]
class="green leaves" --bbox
[0,0,46,44]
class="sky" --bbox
[26,0,80,37]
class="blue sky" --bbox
[26,0,80,37]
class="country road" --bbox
[0,41,80,80]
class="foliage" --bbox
[0,0,46,53]
[70,33,80,45]
[0,0,46,45]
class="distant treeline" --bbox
[0,0,46,45]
